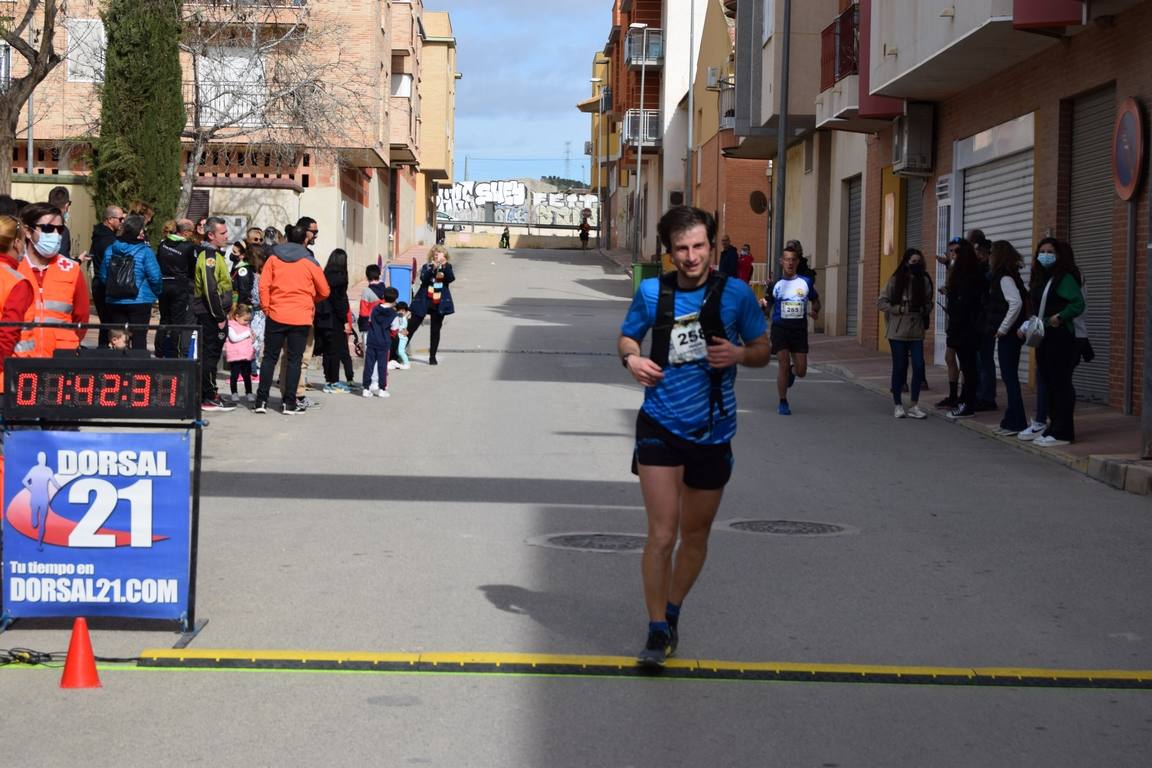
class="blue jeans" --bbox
[996,334,1028,431]
[889,339,925,405]
[977,331,998,404]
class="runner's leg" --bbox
[667,486,725,606]
[776,349,791,401]
[638,464,683,621]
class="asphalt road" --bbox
[3,247,1151,767]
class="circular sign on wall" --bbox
[749,190,768,214]
[1112,97,1145,201]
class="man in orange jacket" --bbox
[252,223,329,415]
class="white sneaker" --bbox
[388,360,400,370]
[399,363,410,370]
[376,389,391,398]
[362,389,374,398]
[1017,422,1046,441]
[245,393,255,403]
[1033,435,1070,447]
[894,404,907,419]
[906,405,927,420]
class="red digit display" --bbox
[130,373,152,407]
[15,373,37,405]
[166,375,178,406]
[47,372,65,405]
[98,373,122,406]
[74,374,95,405]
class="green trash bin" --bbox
[631,262,662,295]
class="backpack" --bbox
[105,248,138,300]
[649,270,729,435]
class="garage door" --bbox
[845,176,862,337]
[963,151,1034,382]
[1069,87,1114,403]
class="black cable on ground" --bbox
[1,648,141,667]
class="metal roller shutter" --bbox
[1069,87,1115,404]
[963,151,1034,382]
[903,177,925,253]
[846,177,862,337]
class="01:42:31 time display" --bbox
[13,372,182,409]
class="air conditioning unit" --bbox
[892,102,934,176]
[706,67,721,89]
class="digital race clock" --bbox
[3,357,199,420]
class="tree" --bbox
[90,0,184,225]
[176,1,371,215]
[0,1,66,194]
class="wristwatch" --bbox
[621,352,635,368]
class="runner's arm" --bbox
[618,334,664,387]
[706,332,770,369]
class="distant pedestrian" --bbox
[499,226,510,249]
[224,304,255,402]
[99,214,162,352]
[248,245,267,379]
[192,216,236,411]
[736,244,754,283]
[986,240,1028,436]
[317,249,355,393]
[253,223,329,415]
[579,218,591,250]
[943,239,985,421]
[878,248,931,419]
[88,204,124,347]
[408,245,455,365]
[391,302,412,370]
[363,286,398,398]
[1024,238,1084,447]
[47,186,73,260]
[717,235,738,277]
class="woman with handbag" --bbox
[986,241,1029,436]
[1022,238,1084,447]
[878,248,932,419]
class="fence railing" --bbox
[622,109,662,146]
[820,5,859,91]
[624,28,664,67]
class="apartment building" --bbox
[412,10,458,249]
[856,0,1150,413]
[5,1,454,279]
[687,0,769,273]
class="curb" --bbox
[819,361,1149,497]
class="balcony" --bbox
[870,0,1060,100]
[184,79,304,131]
[622,109,661,147]
[624,28,663,69]
[820,6,858,92]
[718,86,735,131]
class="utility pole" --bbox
[631,22,649,263]
[772,0,792,274]
[686,0,695,208]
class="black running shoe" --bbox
[666,622,679,657]
[935,396,958,409]
[636,628,672,668]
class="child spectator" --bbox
[108,327,129,351]
[389,301,411,370]
[363,286,398,398]
[225,304,256,402]
[358,264,387,333]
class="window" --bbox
[0,43,10,90]
[390,73,413,98]
[762,0,775,42]
[67,19,106,83]
[197,48,267,128]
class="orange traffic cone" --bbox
[60,617,101,689]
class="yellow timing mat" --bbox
[137,649,1152,689]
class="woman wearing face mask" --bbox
[878,248,932,419]
[986,240,1029,436]
[1022,238,1084,447]
[0,216,34,371]
[16,203,89,357]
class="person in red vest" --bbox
[0,215,33,371]
[15,203,89,358]
[736,243,754,283]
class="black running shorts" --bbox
[631,410,733,490]
[770,322,808,354]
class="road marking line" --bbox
[132,649,1152,689]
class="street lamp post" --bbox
[631,21,648,263]
[591,76,604,250]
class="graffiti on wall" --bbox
[437,180,599,227]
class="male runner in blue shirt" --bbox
[618,206,770,668]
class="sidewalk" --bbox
[602,247,1152,497]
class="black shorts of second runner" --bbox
[770,322,808,354]
[631,410,733,490]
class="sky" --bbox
[436,0,608,185]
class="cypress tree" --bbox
[90,0,184,229]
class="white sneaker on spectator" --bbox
[1017,422,1046,441]
[363,389,375,398]
[894,404,907,419]
[906,405,927,419]
[376,389,391,398]
[1033,435,1070,447]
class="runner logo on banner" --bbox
[2,431,191,622]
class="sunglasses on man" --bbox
[37,223,66,234]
